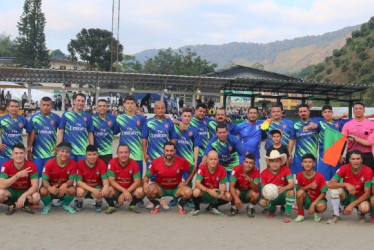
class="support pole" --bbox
[348,100,353,118]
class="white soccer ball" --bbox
[262,184,279,201]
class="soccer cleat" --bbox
[41,205,51,215]
[314,213,322,222]
[151,205,160,215]
[30,204,39,209]
[209,207,223,216]
[186,200,194,208]
[246,206,255,218]
[94,201,102,213]
[22,205,35,214]
[129,205,140,214]
[6,203,16,216]
[267,210,276,218]
[146,201,154,209]
[327,215,341,224]
[63,205,76,214]
[137,200,145,208]
[160,197,170,210]
[168,198,178,207]
[227,208,238,217]
[75,200,83,212]
[294,215,305,222]
[283,214,292,223]
[189,209,200,216]
[177,204,186,215]
[105,206,116,215]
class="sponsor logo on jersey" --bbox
[108,121,112,126]
[83,117,87,122]
[96,171,100,176]
[129,169,133,175]
[335,123,339,129]
[283,124,286,129]
[360,177,365,183]
[165,123,169,129]
[228,146,232,152]
[51,120,55,125]
[19,123,23,128]
[281,176,285,181]
[189,131,193,137]
[136,120,140,126]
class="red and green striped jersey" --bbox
[59,110,94,156]
[146,156,192,189]
[175,125,201,165]
[0,114,28,158]
[42,158,77,186]
[333,164,373,198]
[295,171,328,202]
[196,164,228,189]
[92,113,116,155]
[141,118,176,161]
[0,160,38,190]
[114,114,146,161]
[76,158,108,187]
[26,112,60,159]
[107,158,140,189]
[260,166,293,188]
[230,164,260,191]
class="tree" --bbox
[14,0,49,68]
[251,62,264,70]
[68,28,123,71]
[0,36,16,57]
[51,49,67,60]
[142,48,217,75]
[122,55,143,72]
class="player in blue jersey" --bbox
[235,107,266,168]
[202,123,247,180]
[114,95,146,177]
[0,99,28,167]
[141,101,176,164]
[92,99,116,164]
[208,108,238,137]
[289,104,320,174]
[58,93,94,161]
[26,96,61,177]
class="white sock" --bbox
[248,203,254,209]
[232,205,237,209]
[331,198,340,216]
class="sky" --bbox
[0,0,373,55]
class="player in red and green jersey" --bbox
[143,141,193,215]
[58,93,94,161]
[105,144,144,214]
[114,95,146,177]
[190,150,231,216]
[39,141,77,214]
[75,145,109,213]
[0,143,40,215]
[228,153,260,217]
[26,96,60,177]
[327,150,373,224]
[141,101,176,164]
[0,99,28,167]
[294,154,328,223]
[92,99,116,164]
[259,150,295,223]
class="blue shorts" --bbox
[136,160,144,178]
[34,157,54,178]
[69,154,85,162]
[317,156,340,181]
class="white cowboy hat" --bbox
[265,150,287,166]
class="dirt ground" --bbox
[0,138,372,250]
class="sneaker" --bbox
[63,205,76,214]
[314,213,322,222]
[283,214,292,223]
[358,214,366,223]
[75,200,83,212]
[205,204,211,212]
[227,208,238,217]
[168,198,178,207]
[52,199,63,207]
[41,205,51,215]
[146,201,154,209]
[160,197,170,210]
[105,206,116,215]
[189,209,200,216]
[5,203,16,216]
[186,200,194,208]
[138,200,145,208]
[129,205,140,214]
[151,205,160,215]
[177,204,186,215]
[327,215,341,224]
[246,206,255,218]
[22,205,35,214]
[209,207,223,216]
[94,201,102,213]
[114,201,120,208]
[267,210,276,218]
[294,215,305,222]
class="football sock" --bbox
[331,198,340,216]
[63,195,75,206]
[193,196,202,210]
[285,195,295,214]
[41,195,51,207]
[105,198,115,207]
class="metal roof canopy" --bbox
[0,67,368,100]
